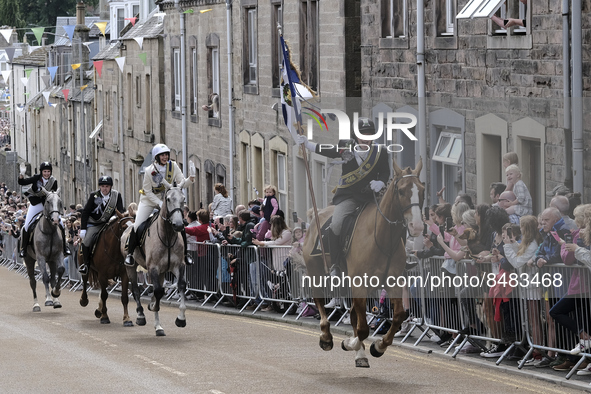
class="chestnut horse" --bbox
[303,158,424,367]
[79,211,134,326]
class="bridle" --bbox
[161,188,184,225]
[373,174,421,228]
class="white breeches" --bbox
[24,203,44,231]
[134,197,160,231]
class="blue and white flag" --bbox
[280,36,314,143]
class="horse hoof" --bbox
[45,300,53,307]
[156,329,166,337]
[51,290,61,298]
[370,342,384,358]
[33,306,41,312]
[53,302,62,309]
[341,340,349,351]
[136,317,146,326]
[175,318,186,328]
[319,339,333,351]
[124,321,134,327]
[355,358,370,368]
[94,309,101,319]
[80,298,89,307]
[100,317,110,324]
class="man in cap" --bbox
[78,175,124,274]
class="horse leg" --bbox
[38,259,53,307]
[51,261,65,299]
[149,269,166,336]
[371,297,406,358]
[25,260,41,312]
[175,265,187,328]
[127,266,145,326]
[121,271,133,327]
[342,298,370,368]
[49,262,63,308]
[313,297,333,351]
[97,277,110,324]
[80,271,89,307]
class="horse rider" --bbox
[124,143,195,266]
[17,161,71,258]
[78,175,124,274]
[297,117,390,305]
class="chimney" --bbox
[73,1,91,82]
[76,1,86,25]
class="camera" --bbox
[424,207,429,219]
[293,211,298,223]
[445,217,453,231]
[565,233,573,244]
[506,227,513,239]
[423,223,428,236]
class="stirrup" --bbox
[78,264,88,275]
[64,248,72,256]
[124,254,134,266]
[19,249,26,258]
[185,255,194,266]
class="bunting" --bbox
[138,53,147,66]
[80,85,88,91]
[115,57,126,73]
[31,27,45,44]
[4,47,16,63]
[48,66,58,82]
[43,92,50,104]
[62,89,69,102]
[41,75,51,88]
[49,102,57,108]
[134,37,144,49]
[1,70,11,82]
[94,22,107,36]
[0,29,13,43]
[63,25,75,42]
[25,69,33,78]
[94,60,103,77]
[71,63,81,70]
[125,17,137,26]
[20,77,29,87]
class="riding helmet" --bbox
[39,161,52,172]
[152,144,171,161]
[98,175,113,186]
[356,117,376,135]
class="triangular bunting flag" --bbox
[49,102,57,108]
[62,89,69,102]
[134,37,144,49]
[41,75,51,88]
[24,92,29,96]
[80,84,88,91]
[94,60,103,77]
[115,57,126,73]
[20,77,29,87]
[183,9,194,13]
[94,22,107,36]
[71,63,81,70]
[25,69,33,78]
[0,29,13,43]
[48,66,58,82]
[31,27,45,45]
[138,53,147,66]
[43,92,50,104]
[4,47,16,63]
[125,17,137,26]
[200,9,213,13]
[83,42,94,50]
[1,70,11,82]
[63,25,75,42]
[16,106,24,112]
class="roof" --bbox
[54,17,103,46]
[93,41,121,61]
[12,47,48,67]
[89,21,110,38]
[120,13,164,40]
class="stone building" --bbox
[359,0,591,211]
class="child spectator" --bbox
[256,185,279,241]
[504,165,533,217]
[212,183,233,217]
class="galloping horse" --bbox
[303,158,424,367]
[79,211,134,326]
[120,187,188,336]
[23,189,66,312]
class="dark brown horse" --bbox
[303,158,424,367]
[79,211,134,326]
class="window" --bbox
[239,131,251,204]
[276,153,287,210]
[271,1,283,92]
[191,47,197,115]
[475,114,507,205]
[491,0,526,35]
[132,4,139,17]
[127,73,133,131]
[436,0,455,36]
[206,34,221,124]
[117,8,125,39]
[432,131,462,164]
[243,7,258,87]
[145,74,151,133]
[381,0,406,38]
[112,91,118,145]
[300,0,318,91]
[173,48,181,112]
[136,75,141,107]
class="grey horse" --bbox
[121,186,188,336]
[23,189,66,312]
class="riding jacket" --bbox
[18,174,58,205]
[140,160,191,208]
[80,189,124,230]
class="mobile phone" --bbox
[439,225,446,236]
[503,19,509,26]
[423,223,428,236]
[506,227,513,239]
[565,233,573,244]
[424,207,429,219]
[301,222,306,230]
[446,217,453,231]
[219,217,224,225]
[292,211,298,223]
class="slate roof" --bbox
[93,41,121,61]
[54,17,103,46]
[12,47,48,67]
[120,13,164,40]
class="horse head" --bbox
[44,188,63,226]
[390,158,424,237]
[161,187,186,232]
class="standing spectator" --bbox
[550,195,577,230]
[498,190,520,224]
[211,183,233,217]
[504,165,533,217]
[490,182,506,206]
[257,185,280,242]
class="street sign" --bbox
[6,151,17,163]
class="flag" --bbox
[31,27,45,45]
[280,36,314,142]
[63,25,75,42]
[48,66,58,82]
[125,17,138,26]
[134,37,144,49]
[94,60,104,77]
[94,22,108,36]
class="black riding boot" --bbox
[60,225,71,256]
[124,228,137,266]
[327,227,342,276]
[19,228,28,258]
[78,244,90,274]
[181,230,194,265]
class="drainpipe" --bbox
[562,0,572,190]
[226,0,235,204]
[417,0,427,188]
[571,0,583,199]
[175,0,188,189]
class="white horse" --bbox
[23,189,66,312]
[121,187,188,336]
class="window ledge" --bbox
[487,34,532,50]
[244,84,258,95]
[208,117,221,128]
[271,87,280,98]
[433,35,458,50]
[379,37,409,49]
[171,111,181,120]
[190,114,198,123]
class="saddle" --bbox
[24,212,44,253]
[309,202,369,258]
[124,209,159,256]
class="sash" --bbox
[89,190,119,224]
[337,146,381,189]
[152,162,174,193]
[25,176,56,197]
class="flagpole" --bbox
[278,26,330,275]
